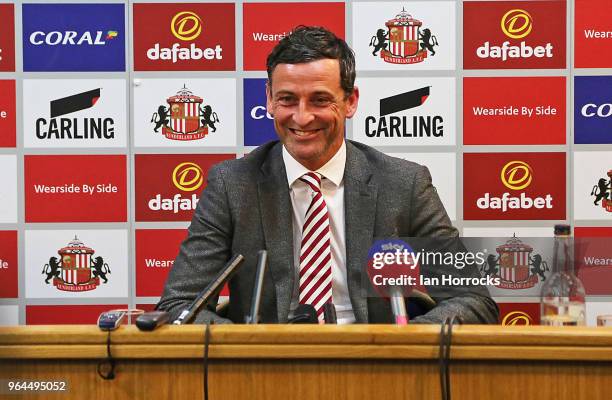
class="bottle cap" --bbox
[554,224,571,236]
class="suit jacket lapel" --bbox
[258,144,294,322]
[344,142,377,323]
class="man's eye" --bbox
[313,98,332,106]
[277,96,296,105]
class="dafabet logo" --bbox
[464,1,565,69]
[135,154,234,221]
[464,153,565,220]
[133,3,235,71]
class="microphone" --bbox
[173,254,245,325]
[288,304,318,324]
[389,286,408,325]
[323,302,337,324]
[245,250,268,324]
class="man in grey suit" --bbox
[157,26,498,325]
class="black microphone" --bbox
[288,304,318,324]
[245,250,268,324]
[323,302,337,324]
[173,254,245,325]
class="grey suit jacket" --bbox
[157,140,498,324]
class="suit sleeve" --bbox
[407,165,499,325]
[156,164,234,324]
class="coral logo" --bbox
[171,11,202,41]
[22,4,125,71]
[501,9,532,39]
[502,311,533,326]
[172,162,203,192]
[501,161,533,190]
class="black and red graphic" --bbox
[380,86,429,116]
[41,236,111,292]
[370,8,438,65]
[151,85,219,141]
[51,88,100,117]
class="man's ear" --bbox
[345,86,359,119]
[266,80,274,116]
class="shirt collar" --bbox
[282,140,346,188]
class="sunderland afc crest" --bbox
[591,170,612,213]
[151,85,220,141]
[369,8,438,65]
[479,235,548,290]
[41,236,111,292]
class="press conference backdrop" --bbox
[0,0,611,326]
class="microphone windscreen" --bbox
[289,304,318,324]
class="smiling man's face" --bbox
[266,58,359,171]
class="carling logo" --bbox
[22,3,125,71]
[353,77,455,146]
[574,76,612,144]
[23,79,127,148]
[464,153,565,220]
[244,78,276,146]
[24,155,127,222]
[463,77,565,145]
[464,1,565,69]
[133,3,235,71]
[243,3,344,71]
[0,4,15,71]
[135,154,234,221]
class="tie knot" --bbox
[299,172,322,192]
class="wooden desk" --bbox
[1,325,612,399]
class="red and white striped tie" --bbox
[298,172,332,323]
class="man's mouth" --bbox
[290,128,322,137]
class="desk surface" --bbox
[2,324,612,361]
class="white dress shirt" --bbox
[282,141,356,324]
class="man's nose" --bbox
[292,100,315,126]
